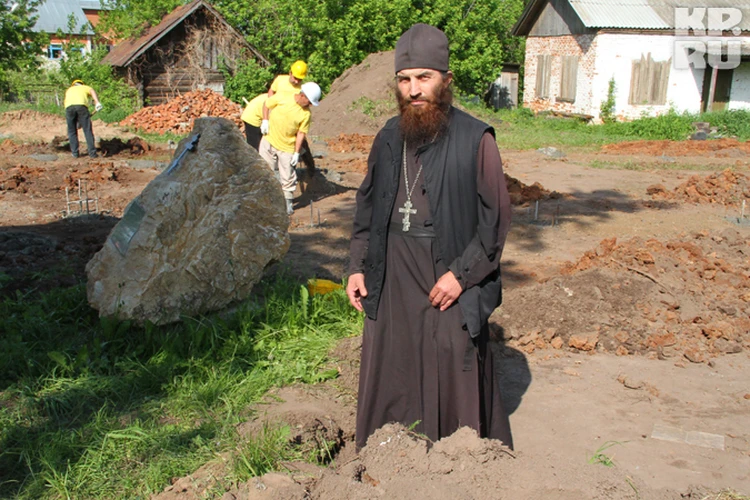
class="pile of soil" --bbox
[61,163,120,190]
[647,168,750,205]
[602,138,750,156]
[0,165,48,192]
[325,134,374,155]
[314,51,397,137]
[505,173,561,206]
[99,137,151,157]
[0,111,131,144]
[498,230,749,362]
[120,89,243,134]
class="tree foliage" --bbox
[221,57,275,102]
[218,0,526,97]
[0,0,47,91]
[98,0,183,39]
[97,0,525,100]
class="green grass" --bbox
[348,96,396,119]
[0,274,362,499]
[587,159,725,172]
[455,99,750,151]
[131,129,190,145]
[587,440,624,467]
[0,101,65,117]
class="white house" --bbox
[512,0,750,121]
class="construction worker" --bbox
[261,60,316,177]
[64,79,102,158]
[268,60,307,97]
[261,60,307,135]
[258,81,321,215]
[240,93,267,150]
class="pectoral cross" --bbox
[399,199,416,231]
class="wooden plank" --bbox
[560,56,578,102]
[536,55,551,98]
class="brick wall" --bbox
[523,34,597,115]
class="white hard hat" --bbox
[300,82,321,106]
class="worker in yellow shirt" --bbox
[64,79,102,158]
[269,60,307,97]
[260,60,307,135]
[240,93,267,150]
[258,82,321,215]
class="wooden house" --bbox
[102,0,269,106]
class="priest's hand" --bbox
[429,271,462,311]
[346,273,368,312]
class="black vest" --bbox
[362,107,502,337]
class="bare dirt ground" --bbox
[1,52,749,499]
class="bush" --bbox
[600,78,616,124]
[605,111,694,140]
[702,109,750,139]
[222,57,275,105]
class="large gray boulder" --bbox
[86,117,290,324]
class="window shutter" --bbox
[559,56,578,102]
[629,53,671,105]
[535,55,551,98]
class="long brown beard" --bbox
[396,82,453,145]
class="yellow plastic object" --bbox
[307,278,343,295]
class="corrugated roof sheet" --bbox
[514,0,750,35]
[79,0,105,9]
[569,0,668,29]
[102,0,268,68]
[34,0,92,34]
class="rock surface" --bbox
[86,117,290,324]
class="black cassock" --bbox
[355,133,513,450]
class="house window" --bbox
[629,53,670,105]
[48,43,63,59]
[535,55,551,98]
[559,56,578,102]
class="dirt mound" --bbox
[602,138,750,156]
[214,421,666,499]
[0,110,129,144]
[0,109,63,131]
[61,163,120,190]
[98,137,151,157]
[314,51,397,138]
[498,230,750,362]
[120,89,243,134]
[325,134,374,155]
[505,173,561,205]
[647,168,750,205]
[0,165,49,192]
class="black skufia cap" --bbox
[394,23,449,73]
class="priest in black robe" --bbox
[346,23,513,450]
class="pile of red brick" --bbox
[120,89,243,134]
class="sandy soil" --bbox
[1,58,749,499]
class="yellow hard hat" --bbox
[72,79,84,85]
[290,60,308,79]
